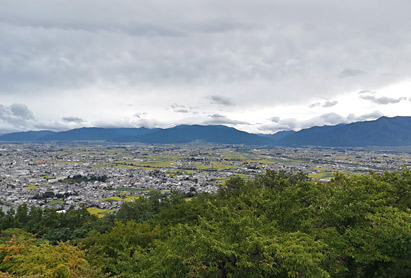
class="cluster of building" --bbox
[1,143,410,212]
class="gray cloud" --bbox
[134,118,164,129]
[9,104,34,120]
[171,103,192,113]
[203,114,249,125]
[133,112,148,119]
[269,116,280,123]
[360,95,406,105]
[309,102,321,108]
[171,104,183,109]
[358,90,377,94]
[208,95,234,106]
[90,117,166,129]
[0,103,35,129]
[1,0,411,131]
[322,100,338,108]
[259,111,383,133]
[2,0,411,105]
[174,109,189,113]
[338,69,366,78]
[0,104,87,132]
[62,116,83,123]
[33,121,74,132]
[303,113,347,127]
[347,110,383,122]
[309,100,338,108]
[259,118,298,133]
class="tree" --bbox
[83,220,159,277]
[0,229,108,278]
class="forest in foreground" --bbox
[0,170,411,278]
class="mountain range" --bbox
[277,116,411,147]
[1,116,411,147]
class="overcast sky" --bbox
[1,0,411,134]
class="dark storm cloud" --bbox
[62,117,84,123]
[360,95,406,105]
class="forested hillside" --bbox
[1,170,411,277]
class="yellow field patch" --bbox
[123,195,141,202]
[99,196,123,201]
[194,164,237,170]
[246,159,277,164]
[308,172,334,180]
[87,207,115,218]
[24,185,39,189]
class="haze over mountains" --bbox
[1,116,411,147]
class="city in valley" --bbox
[1,143,410,217]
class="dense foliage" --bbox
[1,170,411,277]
